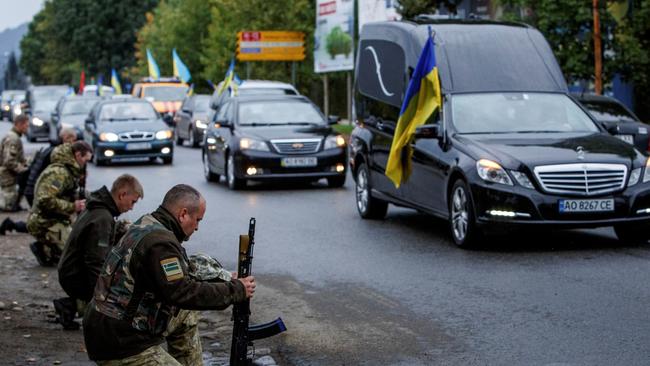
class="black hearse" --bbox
[349,19,650,247]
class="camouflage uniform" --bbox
[83,206,246,364]
[26,143,82,261]
[0,127,28,210]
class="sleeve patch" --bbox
[160,257,184,281]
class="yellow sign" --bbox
[237,31,305,61]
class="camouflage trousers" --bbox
[0,184,17,210]
[26,218,71,262]
[96,310,202,366]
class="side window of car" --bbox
[215,102,230,123]
[365,94,399,132]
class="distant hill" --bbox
[0,23,29,89]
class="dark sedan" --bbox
[173,94,210,148]
[574,93,648,153]
[202,95,347,189]
[25,85,70,141]
[83,99,174,165]
[51,95,101,142]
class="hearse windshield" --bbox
[452,93,599,134]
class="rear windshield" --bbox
[99,103,158,121]
[143,86,188,102]
[238,88,296,96]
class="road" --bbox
[6,121,650,366]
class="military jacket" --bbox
[0,127,28,186]
[27,143,81,233]
[83,206,247,361]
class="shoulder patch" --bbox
[160,257,184,281]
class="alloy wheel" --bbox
[203,152,210,179]
[227,154,235,187]
[356,167,369,214]
[451,186,469,242]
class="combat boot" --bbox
[0,218,13,235]
[53,298,80,331]
[29,242,50,267]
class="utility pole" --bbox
[592,0,603,95]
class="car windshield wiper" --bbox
[513,130,567,133]
[240,122,274,127]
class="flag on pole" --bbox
[146,48,161,80]
[79,70,85,95]
[217,58,236,96]
[206,79,217,91]
[187,83,194,96]
[97,74,104,96]
[111,69,123,95]
[172,48,192,83]
[385,29,442,188]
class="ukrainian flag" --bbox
[385,33,442,188]
[111,69,122,95]
[217,59,236,96]
[172,48,192,83]
[146,48,161,80]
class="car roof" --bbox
[61,95,101,101]
[232,94,312,104]
[97,98,151,107]
[359,20,567,94]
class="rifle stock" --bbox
[230,218,286,366]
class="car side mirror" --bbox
[328,115,339,125]
[84,119,95,131]
[51,112,58,122]
[414,124,440,139]
[215,119,231,128]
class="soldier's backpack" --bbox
[23,145,55,206]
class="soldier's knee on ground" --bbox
[96,345,183,366]
[165,310,202,366]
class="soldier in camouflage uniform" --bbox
[27,141,93,266]
[83,184,256,366]
[0,114,29,211]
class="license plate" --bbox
[125,142,152,151]
[558,198,614,213]
[281,157,317,167]
[616,134,634,144]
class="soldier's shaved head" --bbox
[161,184,204,214]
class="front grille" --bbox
[534,163,627,196]
[270,138,321,154]
[119,131,154,142]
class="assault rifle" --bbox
[230,218,286,366]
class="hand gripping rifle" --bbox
[230,218,286,366]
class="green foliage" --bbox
[397,0,463,19]
[20,0,158,85]
[325,26,353,59]
[498,0,650,120]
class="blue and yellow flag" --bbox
[111,69,122,95]
[217,58,236,96]
[385,32,442,188]
[172,48,192,83]
[146,48,161,80]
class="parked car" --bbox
[349,19,650,248]
[573,93,648,153]
[83,99,174,165]
[131,77,188,125]
[1,89,25,120]
[173,94,211,148]
[25,85,70,142]
[51,95,101,141]
[202,94,346,189]
[9,93,26,121]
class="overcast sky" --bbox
[0,0,43,32]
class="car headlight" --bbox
[476,159,513,185]
[510,171,534,189]
[642,158,650,183]
[99,132,119,142]
[239,137,269,151]
[629,167,642,186]
[13,106,22,115]
[195,120,208,129]
[32,117,44,127]
[2,105,9,111]
[156,130,173,140]
[324,135,346,149]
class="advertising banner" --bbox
[237,31,305,61]
[314,0,355,73]
[358,0,401,32]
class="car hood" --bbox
[237,125,332,140]
[98,119,169,134]
[60,114,87,127]
[456,132,645,170]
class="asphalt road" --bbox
[7,121,650,365]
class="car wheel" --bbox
[355,162,387,219]
[203,151,219,182]
[449,180,481,248]
[614,224,649,245]
[162,156,173,165]
[189,127,199,148]
[327,175,346,188]
[175,129,184,146]
[226,153,246,190]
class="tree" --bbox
[397,0,464,18]
[3,52,27,89]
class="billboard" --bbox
[236,31,305,61]
[314,0,355,73]
[358,0,401,32]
